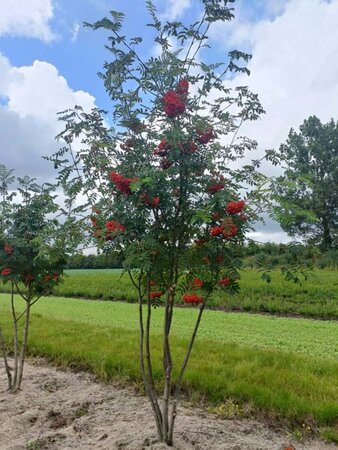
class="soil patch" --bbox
[0,359,336,450]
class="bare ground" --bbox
[0,359,336,450]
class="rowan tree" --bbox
[0,165,76,392]
[49,0,271,444]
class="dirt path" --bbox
[0,359,336,450]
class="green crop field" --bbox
[0,293,337,442]
[52,268,338,319]
[2,269,337,318]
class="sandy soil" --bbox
[0,359,336,450]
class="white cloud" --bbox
[7,60,95,123]
[206,0,338,241]
[71,22,80,43]
[247,230,291,244]
[0,0,55,41]
[0,53,96,180]
[160,0,192,20]
[210,0,338,172]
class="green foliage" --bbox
[0,172,68,298]
[272,116,338,250]
[48,0,268,306]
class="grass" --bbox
[55,269,338,319]
[0,293,337,442]
[1,269,337,319]
[1,294,337,360]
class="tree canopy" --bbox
[273,116,338,250]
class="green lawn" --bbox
[1,294,337,360]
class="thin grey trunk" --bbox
[10,283,19,388]
[0,326,12,389]
[162,290,173,442]
[168,302,206,444]
[145,285,163,435]
[14,297,32,392]
[129,271,163,441]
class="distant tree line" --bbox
[66,253,122,269]
[242,241,338,269]
[66,243,337,270]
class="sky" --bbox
[1,0,338,243]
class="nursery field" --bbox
[2,269,337,319]
[31,268,338,319]
[0,293,338,442]
[59,268,338,319]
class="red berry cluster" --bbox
[163,80,189,118]
[1,267,11,276]
[197,127,214,145]
[139,194,160,209]
[182,293,204,304]
[218,276,231,287]
[43,273,59,282]
[182,277,204,305]
[226,200,245,214]
[148,280,163,299]
[182,141,198,154]
[106,220,126,233]
[110,171,137,195]
[176,79,189,96]
[91,217,126,241]
[1,243,13,277]
[4,244,13,255]
[150,291,163,299]
[105,220,126,241]
[153,139,170,157]
[207,175,225,194]
[210,218,237,239]
[191,277,203,289]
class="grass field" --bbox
[52,269,338,319]
[1,269,337,319]
[0,293,337,442]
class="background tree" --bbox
[49,0,271,445]
[0,166,77,392]
[272,116,338,250]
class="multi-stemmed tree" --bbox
[50,0,268,444]
[0,165,74,392]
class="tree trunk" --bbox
[10,283,19,390]
[13,298,31,392]
[168,302,206,444]
[0,326,12,389]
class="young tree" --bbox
[50,0,269,444]
[272,116,338,250]
[0,166,70,392]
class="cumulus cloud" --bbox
[0,54,96,180]
[160,0,192,20]
[0,0,55,41]
[206,0,338,242]
[210,0,338,170]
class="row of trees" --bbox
[66,243,337,270]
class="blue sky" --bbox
[1,0,338,243]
